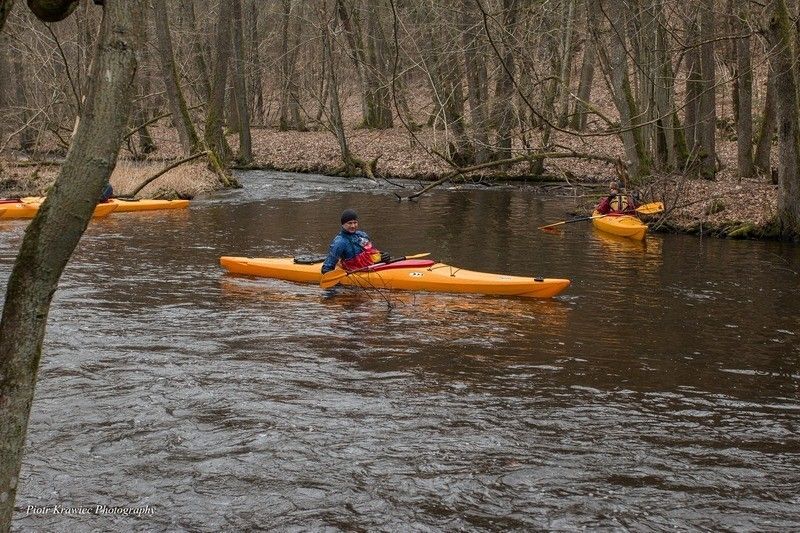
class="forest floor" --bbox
[0,122,780,239]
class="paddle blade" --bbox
[541,226,562,234]
[320,269,347,289]
[636,201,664,215]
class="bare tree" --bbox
[697,0,717,179]
[279,0,306,130]
[0,1,144,528]
[461,0,490,164]
[733,0,754,180]
[754,69,775,176]
[230,0,252,164]
[492,0,519,162]
[153,0,201,156]
[204,1,233,165]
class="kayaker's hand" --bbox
[380,252,391,263]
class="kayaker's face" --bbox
[342,220,359,233]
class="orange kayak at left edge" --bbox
[0,197,118,219]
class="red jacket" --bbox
[597,193,637,214]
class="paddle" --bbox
[538,213,610,231]
[635,201,664,215]
[319,253,430,289]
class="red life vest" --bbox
[340,240,381,271]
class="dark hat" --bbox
[340,209,358,224]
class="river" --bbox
[2,171,799,531]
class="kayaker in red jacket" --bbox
[321,209,390,274]
[597,181,637,215]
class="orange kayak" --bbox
[0,198,117,219]
[18,196,189,214]
[109,198,190,212]
[220,256,571,298]
[591,210,647,240]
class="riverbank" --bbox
[0,124,780,239]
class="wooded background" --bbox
[0,0,799,235]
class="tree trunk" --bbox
[0,1,143,528]
[570,0,597,131]
[153,0,201,155]
[12,55,36,152]
[248,0,264,124]
[321,4,353,172]
[279,0,305,131]
[461,0,490,164]
[230,0,252,164]
[363,1,392,128]
[767,0,800,237]
[185,0,211,104]
[595,0,649,181]
[734,0,754,180]
[685,12,701,154]
[0,32,10,145]
[204,1,233,165]
[557,0,576,127]
[335,0,370,126]
[754,69,776,174]
[698,0,716,179]
[0,1,12,30]
[493,0,518,162]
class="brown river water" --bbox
[2,171,799,531]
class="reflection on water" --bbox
[1,170,799,531]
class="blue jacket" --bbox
[321,229,372,273]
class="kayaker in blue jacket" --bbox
[321,209,389,273]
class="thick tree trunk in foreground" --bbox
[767,0,800,237]
[0,1,142,529]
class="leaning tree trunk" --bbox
[153,0,200,155]
[0,1,143,529]
[767,0,800,237]
[230,0,252,164]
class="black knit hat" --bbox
[340,209,358,224]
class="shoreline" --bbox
[0,145,782,241]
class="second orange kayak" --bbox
[591,210,648,241]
